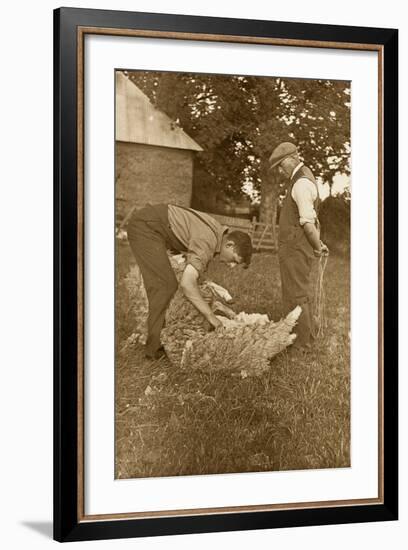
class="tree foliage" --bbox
[127,70,350,221]
[319,193,351,255]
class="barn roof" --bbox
[116,71,203,152]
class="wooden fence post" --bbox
[257,224,270,251]
[250,216,257,240]
[116,205,136,235]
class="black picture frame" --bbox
[54,7,398,542]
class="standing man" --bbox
[269,142,328,349]
[126,203,253,359]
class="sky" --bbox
[318,173,350,200]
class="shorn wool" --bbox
[125,254,301,377]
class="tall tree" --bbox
[127,70,350,222]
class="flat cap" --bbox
[269,142,298,169]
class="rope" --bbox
[312,254,329,338]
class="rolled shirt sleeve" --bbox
[186,232,218,274]
[168,205,225,275]
[291,177,318,226]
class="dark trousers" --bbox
[278,244,314,346]
[126,205,185,356]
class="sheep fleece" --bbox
[125,255,301,376]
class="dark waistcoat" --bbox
[127,203,187,253]
[278,165,320,253]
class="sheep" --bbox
[124,254,300,376]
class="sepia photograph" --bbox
[52,6,398,542]
[114,68,351,480]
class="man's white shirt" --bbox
[290,162,318,226]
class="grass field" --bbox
[115,243,350,479]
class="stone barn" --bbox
[115,71,203,222]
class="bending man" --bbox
[126,203,253,359]
[269,142,328,349]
